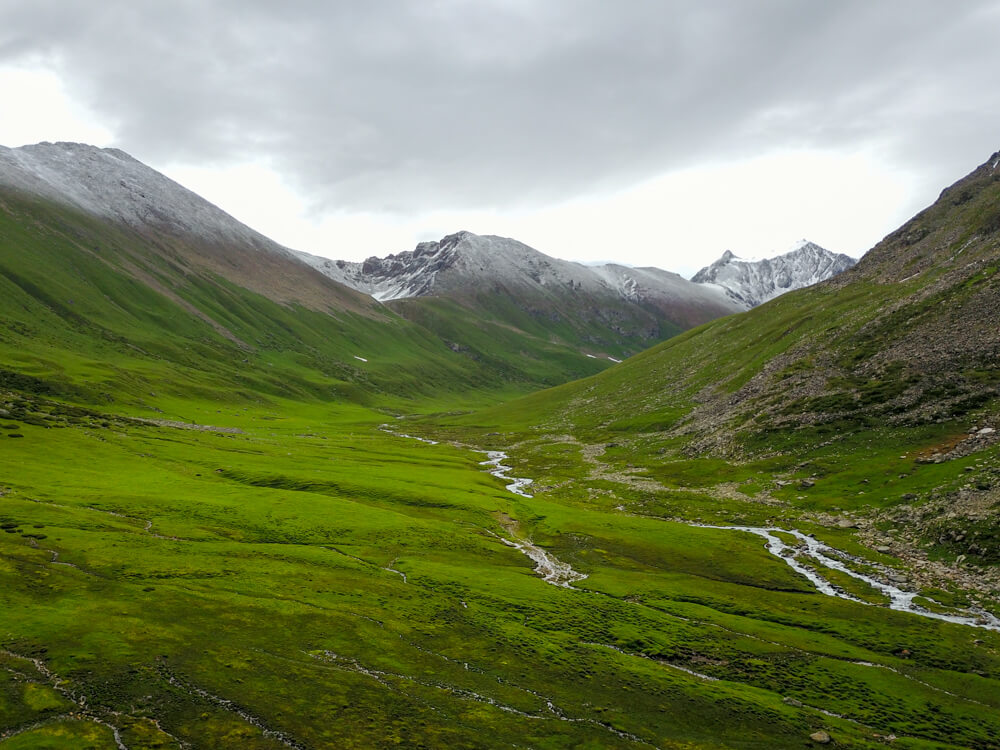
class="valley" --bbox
[1,143,999,749]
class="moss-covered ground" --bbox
[1,390,998,749]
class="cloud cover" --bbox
[1,0,999,265]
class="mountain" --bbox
[0,141,374,315]
[469,151,1000,452]
[297,231,744,376]
[691,240,856,307]
[0,142,520,406]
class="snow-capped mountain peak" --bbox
[296,231,746,328]
[691,241,856,307]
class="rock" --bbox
[809,730,831,744]
[782,696,803,707]
[875,545,892,554]
[836,519,857,529]
[800,479,815,489]
[978,427,995,435]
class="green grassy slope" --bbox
[0,190,533,412]
[390,280,685,360]
[383,273,695,389]
[387,295,618,388]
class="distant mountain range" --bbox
[295,231,732,314]
[0,141,856,391]
[295,231,744,350]
[295,232,857,370]
[691,241,856,307]
[300,234,854,315]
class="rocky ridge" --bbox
[297,230,744,329]
[691,240,856,307]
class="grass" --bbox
[2,398,999,748]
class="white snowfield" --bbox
[690,240,857,308]
[0,142,298,260]
[295,230,744,314]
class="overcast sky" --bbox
[1,1,999,276]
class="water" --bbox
[696,524,1000,631]
[479,451,534,498]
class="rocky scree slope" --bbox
[691,240,856,307]
[297,231,744,359]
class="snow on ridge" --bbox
[0,141,297,259]
[303,230,743,314]
[690,240,856,307]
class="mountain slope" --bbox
[473,150,1000,446]
[0,143,530,409]
[691,240,856,307]
[441,149,1000,596]
[0,142,375,315]
[298,231,743,376]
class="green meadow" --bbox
[1,387,998,748]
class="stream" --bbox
[479,451,533,498]
[382,426,1000,630]
[475,453,586,586]
[696,525,1000,631]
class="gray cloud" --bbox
[2,0,999,213]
